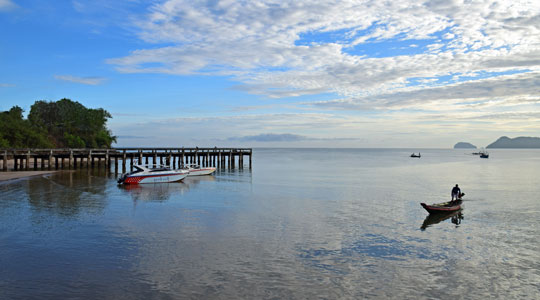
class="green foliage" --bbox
[0,106,54,148]
[0,138,8,148]
[64,132,86,148]
[0,99,116,148]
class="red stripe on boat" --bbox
[123,173,183,184]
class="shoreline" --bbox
[0,171,58,182]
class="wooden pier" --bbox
[0,148,252,173]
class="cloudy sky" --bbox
[1,0,539,148]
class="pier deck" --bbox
[0,148,252,173]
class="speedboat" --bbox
[118,164,188,184]
[410,153,421,158]
[182,164,216,176]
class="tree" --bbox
[0,106,53,148]
[28,98,116,148]
[0,98,116,148]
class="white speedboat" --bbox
[118,164,189,184]
[182,164,216,176]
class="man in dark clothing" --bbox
[451,184,461,201]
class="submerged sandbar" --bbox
[0,171,57,182]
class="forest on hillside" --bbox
[0,98,116,148]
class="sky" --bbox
[1,0,539,148]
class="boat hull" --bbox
[420,200,462,214]
[186,168,216,176]
[122,172,188,184]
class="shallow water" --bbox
[1,148,539,299]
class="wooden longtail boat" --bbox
[420,199,462,214]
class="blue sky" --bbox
[1,0,539,148]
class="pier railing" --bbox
[0,147,252,172]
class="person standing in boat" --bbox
[451,184,461,201]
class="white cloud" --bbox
[111,112,371,146]
[54,75,106,85]
[110,108,538,148]
[443,33,454,39]
[228,133,308,142]
[0,0,16,11]
[310,72,540,111]
[227,133,360,143]
[106,0,540,111]
[105,0,540,147]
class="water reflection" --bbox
[118,175,216,202]
[184,174,216,184]
[120,182,188,202]
[26,170,110,217]
[2,149,539,299]
[421,210,464,230]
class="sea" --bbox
[1,148,539,299]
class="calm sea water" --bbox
[1,148,539,299]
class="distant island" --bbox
[454,142,477,149]
[487,136,540,148]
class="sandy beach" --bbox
[0,171,57,182]
[1,158,56,182]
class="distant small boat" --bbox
[410,153,421,158]
[475,148,489,158]
[182,164,216,176]
[118,164,188,184]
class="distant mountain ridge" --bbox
[487,136,540,148]
[454,142,476,149]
